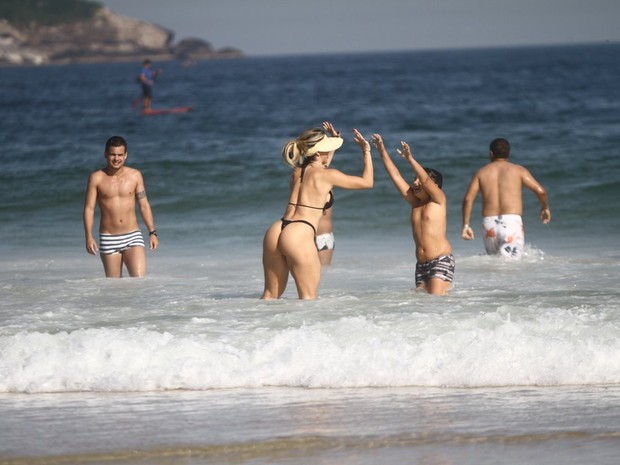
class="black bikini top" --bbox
[288,165,334,215]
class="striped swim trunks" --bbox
[415,253,455,288]
[99,230,145,255]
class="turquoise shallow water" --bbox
[1,44,620,463]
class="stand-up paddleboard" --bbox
[142,106,193,115]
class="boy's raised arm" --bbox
[372,134,413,205]
[398,141,445,205]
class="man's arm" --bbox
[372,134,414,206]
[135,172,159,251]
[461,175,480,240]
[398,141,446,206]
[139,70,149,84]
[522,169,551,224]
[83,173,99,255]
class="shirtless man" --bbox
[373,134,454,295]
[461,138,550,260]
[83,136,159,277]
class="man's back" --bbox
[476,160,526,217]
[461,139,550,254]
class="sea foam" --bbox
[2,306,619,393]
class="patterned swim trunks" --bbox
[315,232,335,251]
[482,214,525,259]
[415,254,455,288]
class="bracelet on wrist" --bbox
[149,230,158,236]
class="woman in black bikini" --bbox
[261,126,373,300]
[261,124,336,299]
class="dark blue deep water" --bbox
[1,44,619,256]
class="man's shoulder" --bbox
[125,166,145,183]
[475,163,495,176]
[88,169,105,181]
[125,166,143,176]
[504,161,529,175]
[483,160,524,172]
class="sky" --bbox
[99,0,620,56]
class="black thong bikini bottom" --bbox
[281,218,317,237]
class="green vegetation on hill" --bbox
[0,0,102,27]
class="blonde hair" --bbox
[281,127,325,168]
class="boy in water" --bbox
[373,134,454,295]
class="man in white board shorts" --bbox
[461,138,551,260]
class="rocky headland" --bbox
[0,5,242,66]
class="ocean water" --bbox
[1,44,620,464]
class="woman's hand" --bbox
[323,121,341,138]
[353,129,371,153]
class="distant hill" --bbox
[0,0,101,27]
[0,0,242,66]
